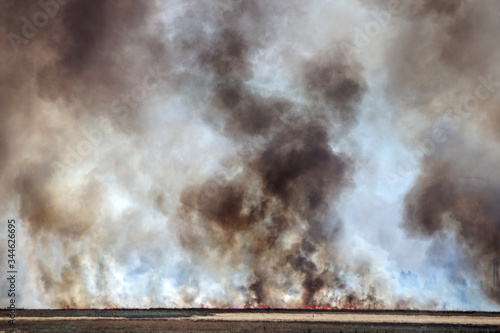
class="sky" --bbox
[1,0,500,310]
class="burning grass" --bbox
[7,307,500,317]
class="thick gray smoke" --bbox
[0,0,499,310]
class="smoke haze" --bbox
[1,0,499,310]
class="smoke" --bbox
[0,0,499,310]
[385,0,500,305]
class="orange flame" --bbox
[65,305,358,311]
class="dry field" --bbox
[1,309,500,332]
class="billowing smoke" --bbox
[0,0,499,310]
[391,0,500,306]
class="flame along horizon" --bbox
[1,0,500,311]
[60,305,357,311]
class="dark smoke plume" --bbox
[390,0,500,304]
[176,10,367,305]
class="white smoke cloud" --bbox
[0,0,499,311]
